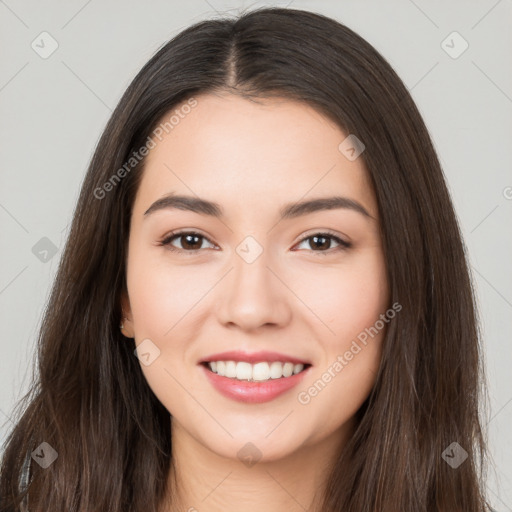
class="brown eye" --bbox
[160,231,215,253]
[294,232,352,254]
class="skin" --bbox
[120,92,390,512]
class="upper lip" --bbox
[199,350,311,366]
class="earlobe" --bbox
[119,292,134,338]
[119,315,134,338]
[119,317,134,338]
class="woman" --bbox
[0,7,495,511]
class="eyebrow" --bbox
[143,193,375,221]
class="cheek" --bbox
[126,249,209,412]
[312,252,388,411]
[126,248,212,337]
[292,250,389,341]
[295,254,388,433]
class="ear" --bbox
[119,289,134,339]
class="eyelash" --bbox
[158,230,352,256]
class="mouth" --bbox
[200,360,312,382]
[197,350,313,403]
[199,361,313,403]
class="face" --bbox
[121,92,390,462]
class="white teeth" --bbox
[269,361,283,379]
[283,362,294,378]
[236,362,252,380]
[225,361,237,378]
[253,362,270,381]
[206,360,306,381]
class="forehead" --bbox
[133,93,377,220]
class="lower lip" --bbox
[200,363,311,403]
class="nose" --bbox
[215,246,292,332]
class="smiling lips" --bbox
[199,350,313,403]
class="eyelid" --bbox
[295,228,350,245]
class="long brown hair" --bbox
[0,7,494,511]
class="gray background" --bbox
[1,0,511,509]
